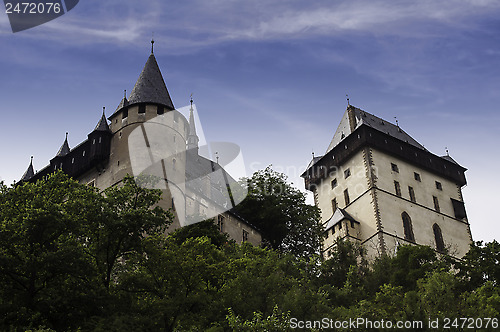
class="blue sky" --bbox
[1,0,499,242]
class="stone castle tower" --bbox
[302,105,471,259]
[21,43,261,246]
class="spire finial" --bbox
[102,106,106,115]
[30,155,33,163]
[65,132,68,140]
[124,89,127,98]
[215,151,219,164]
[190,93,193,107]
[394,116,399,127]
[346,94,350,106]
[151,33,155,54]
[312,150,315,158]
[445,147,449,156]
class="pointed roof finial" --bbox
[312,150,315,158]
[151,33,155,54]
[394,116,399,127]
[21,156,35,181]
[346,94,350,106]
[124,89,127,98]
[190,93,193,107]
[445,147,449,156]
[215,151,219,164]
[102,106,106,115]
[65,132,68,140]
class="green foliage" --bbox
[235,166,324,258]
[1,170,499,331]
[226,305,291,331]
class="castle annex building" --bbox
[20,44,261,246]
[302,106,471,259]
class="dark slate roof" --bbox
[441,155,459,165]
[94,112,111,132]
[326,106,426,154]
[127,54,174,109]
[115,97,129,112]
[56,135,70,157]
[20,157,35,181]
[325,208,359,231]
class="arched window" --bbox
[433,224,445,252]
[402,212,415,242]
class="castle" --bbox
[302,105,472,259]
[20,42,261,246]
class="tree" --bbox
[0,172,173,331]
[0,171,99,330]
[235,166,323,258]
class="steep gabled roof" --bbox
[325,208,359,231]
[20,156,35,181]
[326,106,425,154]
[115,96,129,112]
[93,111,111,132]
[127,54,174,109]
[56,134,70,157]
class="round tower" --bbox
[107,43,188,227]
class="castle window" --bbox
[72,158,74,164]
[117,160,120,166]
[122,109,128,119]
[402,212,415,242]
[344,168,351,179]
[408,186,416,203]
[331,178,337,189]
[92,139,95,145]
[83,150,86,157]
[99,137,102,144]
[433,196,440,212]
[332,227,335,235]
[344,189,350,206]
[217,215,225,232]
[414,172,421,182]
[138,104,146,114]
[391,163,399,173]
[451,198,467,219]
[242,229,249,242]
[338,221,342,230]
[433,223,445,252]
[332,198,337,212]
[435,181,442,190]
[394,181,401,197]
[157,105,164,115]
[350,220,355,228]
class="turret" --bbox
[88,107,112,166]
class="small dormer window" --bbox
[122,109,128,119]
[157,105,164,115]
[138,104,146,114]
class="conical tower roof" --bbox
[20,156,35,181]
[127,51,175,109]
[56,133,70,157]
[187,98,199,151]
[94,108,111,132]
